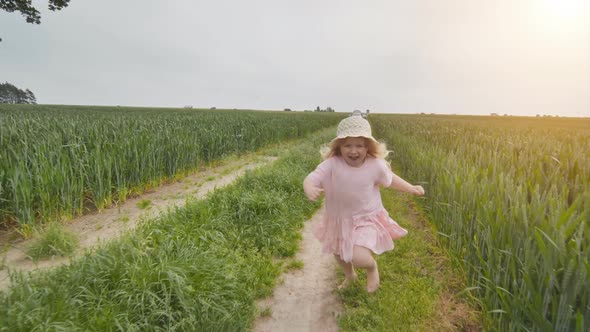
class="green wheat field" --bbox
[0,105,588,331]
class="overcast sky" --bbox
[1,0,589,116]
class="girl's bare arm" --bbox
[390,174,425,196]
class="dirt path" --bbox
[254,205,342,332]
[0,156,277,290]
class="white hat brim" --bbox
[329,134,378,145]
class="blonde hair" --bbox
[320,137,390,160]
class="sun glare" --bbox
[533,0,590,37]
[543,0,587,15]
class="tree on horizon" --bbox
[0,82,37,104]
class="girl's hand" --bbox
[411,185,425,196]
[303,179,324,201]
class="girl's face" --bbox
[340,137,368,167]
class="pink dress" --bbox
[305,156,408,263]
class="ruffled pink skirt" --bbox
[314,209,408,262]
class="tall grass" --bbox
[0,105,343,228]
[0,129,331,331]
[373,114,590,331]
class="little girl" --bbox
[303,115,425,292]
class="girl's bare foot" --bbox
[366,264,380,293]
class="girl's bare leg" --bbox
[352,245,380,293]
[334,254,357,289]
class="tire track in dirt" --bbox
[254,205,342,332]
[0,156,277,290]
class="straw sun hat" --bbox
[330,115,378,144]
